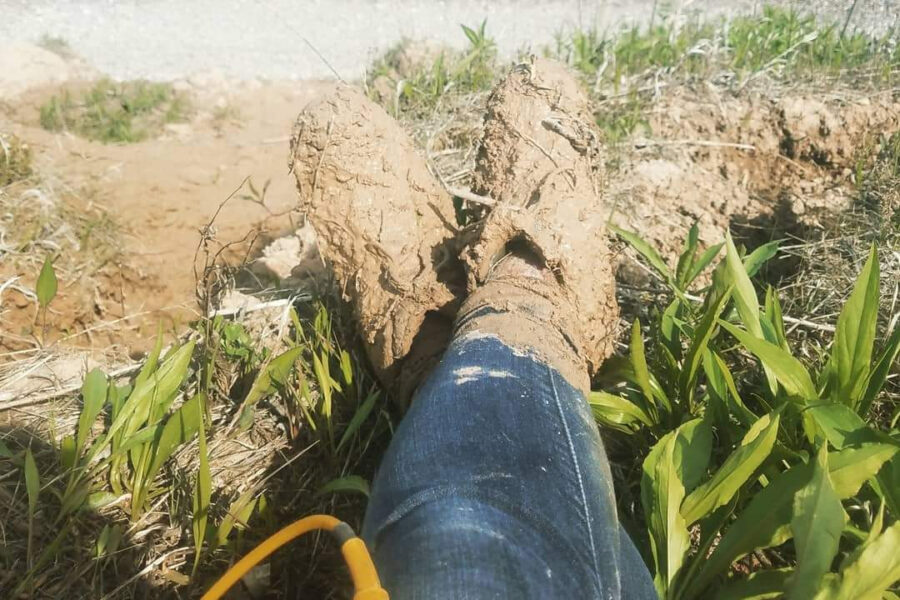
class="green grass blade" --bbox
[145,393,203,486]
[76,368,108,453]
[685,243,724,288]
[720,321,816,401]
[675,222,700,288]
[824,245,880,409]
[313,351,333,419]
[337,389,380,451]
[104,341,195,447]
[24,447,39,516]
[764,286,788,350]
[742,239,781,278]
[192,402,211,576]
[787,445,844,600]
[679,287,732,403]
[215,491,257,549]
[725,232,763,339]
[317,475,370,498]
[24,446,39,572]
[681,412,780,525]
[875,456,900,518]
[684,461,811,598]
[611,224,673,283]
[237,346,302,427]
[589,391,654,430]
[630,320,656,412]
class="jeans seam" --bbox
[548,364,602,594]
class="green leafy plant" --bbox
[601,225,900,598]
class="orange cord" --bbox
[201,514,388,600]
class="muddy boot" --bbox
[289,85,464,404]
[457,58,619,392]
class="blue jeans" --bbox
[363,333,656,599]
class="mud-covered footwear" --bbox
[289,85,464,402]
[457,58,619,391]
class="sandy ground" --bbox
[2,0,897,82]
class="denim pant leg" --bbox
[362,334,656,599]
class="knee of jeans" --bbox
[368,497,599,599]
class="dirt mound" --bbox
[610,90,900,269]
[289,84,463,398]
[461,58,619,386]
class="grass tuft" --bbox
[39,79,191,143]
[0,134,34,186]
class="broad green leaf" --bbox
[685,460,812,598]
[715,569,794,600]
[824,245,880,409]
[725,232,763,339]
[743,240,781,278]
[589,391,653,431]
[829,443,898,499]
[24,447,39,516]
[76,368,108,452]
[806,403,885,449]
[764,286,788,350]
[642,425,693,596]
[36,256,57,308]
[720,322,816,400]
[337,390,381,451]
[787,446,845,600]
[859,319,900,417]
[192,409,211,575]
[611,224,672,282]
[144,393,203,484]
[681,412,780,524]
[677,416,713,493]
[825,521,900,600]
[317,475,370,498]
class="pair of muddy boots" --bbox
[289,58,618,403]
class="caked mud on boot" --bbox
[289,85,465,404]
[458,58,619,392]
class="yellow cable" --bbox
[201,514,388,600]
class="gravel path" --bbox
[1,0,897,82]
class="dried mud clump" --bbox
[289,85,463,397]
[460,58,620,383]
